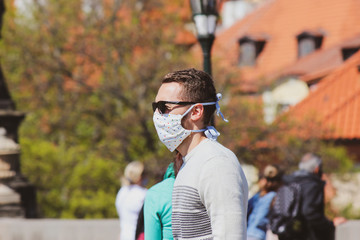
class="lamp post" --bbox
[190,0,220,76]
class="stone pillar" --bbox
[0,2,37,218]
[0,128,37,218]
[0,184,23,217]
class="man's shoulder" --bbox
[194,140,244,177]
[200,139,237,160]
[288,171,324,185]
[199,143,246,183]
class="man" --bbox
[285,153,345,240]
[152,68,248,239]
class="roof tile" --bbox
[213,0,360,88]
[289,51,360,139]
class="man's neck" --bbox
[177,132,207,157]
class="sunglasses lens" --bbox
[159,102,166,113]
[152,102,166,113]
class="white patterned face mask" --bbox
[153,93,228,152]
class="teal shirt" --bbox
[144,164,175,240]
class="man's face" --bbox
[154,82,193,130]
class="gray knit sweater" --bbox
[172,139,248,240]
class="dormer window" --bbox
[238,36,266,66]
[297,31,323,58]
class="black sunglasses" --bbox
[152,101,195,114]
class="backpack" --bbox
[269,182,306,240]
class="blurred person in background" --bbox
[135,157,183,240]
[283,153,346,240]
[115,161,147,240]
[247,164,283,240]
[143,162,177,240]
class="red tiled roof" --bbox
[288,51,360,140]
[279,33,360,84]
[212,0,360,91]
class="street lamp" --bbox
[190,0,220,76]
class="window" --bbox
[297,32,323,58]
[238,36,266,66]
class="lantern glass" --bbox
[193,14,217,36]
[207,14,217,34]
[191,0,219,36]
[190,0,218,16]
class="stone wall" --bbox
[0,219,119,240]
[0,218,358,240]
[336,220,360,240]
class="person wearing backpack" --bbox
[270,153,345,240]
[247,164,283,240]
[268,173,305,240]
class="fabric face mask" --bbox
[153,93,228,152]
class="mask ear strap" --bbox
[182,93,229,122]
[181,104,196,117]
[215,93,229,122]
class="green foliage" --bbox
[1,0,190,218]
[318,144,354,173]
[217,93,354,173]
[20,136,121,218]
[1,0,354,219]
[339,203,360,220]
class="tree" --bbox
[215,91,354,174]
[2,0,353,218]
[1,0,192,218]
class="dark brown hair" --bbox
[162,68,217,126]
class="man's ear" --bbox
[190,104,204,122]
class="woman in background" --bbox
[247,164,283,240]
[115,161,147,240]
